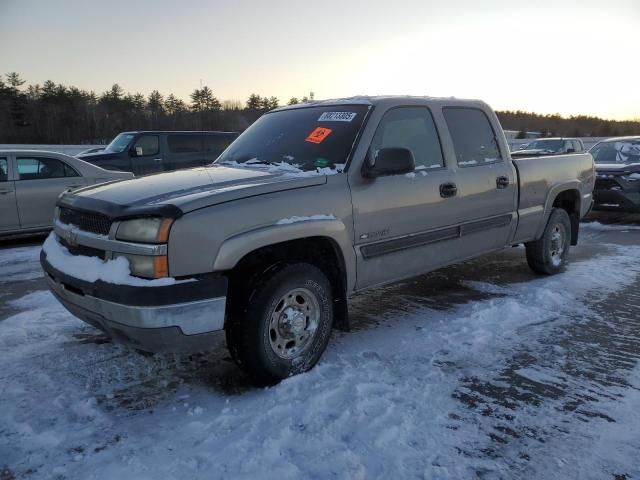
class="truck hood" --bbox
[59,165,329,217]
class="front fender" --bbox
[213,218,357,292]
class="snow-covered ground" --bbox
[1,225,640,479]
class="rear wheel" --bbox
[225,263,333,385]
[525,208,572,275]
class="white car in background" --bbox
[0,150,133,238]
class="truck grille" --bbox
[59,237,106,259]
[59,207,112,236]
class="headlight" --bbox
[116,217,173,243]
[115,253,169,279]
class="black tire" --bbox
[525,208,572,275]
[225,263,334,385]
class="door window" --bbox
[133,135,159,156]
[370,107,444,169]
[168,135,202,153]
[442,107,502,167]
[17,157,79,180]
[0,158,7,182]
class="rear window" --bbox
[216,105,369,171]
[443,107,502,167]
[168,135,203,153]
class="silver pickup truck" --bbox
[41,96,595,384]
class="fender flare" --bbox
[212,218,357,292]
[535,180,582,239]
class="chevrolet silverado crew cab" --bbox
[41,96,595,384]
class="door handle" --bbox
[0,189,14,195]
[66,184,83,188]
[153,158,163,162]
[496,176,510,189]
[439,182,457,198]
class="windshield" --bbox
[590,139,640,164]
[216,105,370,171]
[104,133,135,154]
[524,139,564,152]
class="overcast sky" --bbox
[1,0,638,119]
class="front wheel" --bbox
[525,208,572,275]
[225,263,334,385]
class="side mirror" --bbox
[567,148,575,153]
[129,146,143,157]
[362,147,416,178]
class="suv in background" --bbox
[76,131,239,175]
[513,137,585,157]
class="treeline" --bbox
[1,72,638,144]
[497,110,640,138]
[0,72,314,144]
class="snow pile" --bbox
[581,221,640,232]
[0,244,43,282]
[276,214,336,225]
[3,241,640,479]
[42,233,176,287]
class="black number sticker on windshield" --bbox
[317,112,357,122]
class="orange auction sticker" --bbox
[305,127,332,144]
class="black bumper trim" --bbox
[41,251,227,307]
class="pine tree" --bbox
[268,96,279,110]
[147,90,164,114]
[246,94,262,110]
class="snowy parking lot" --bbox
[2,215,640,479]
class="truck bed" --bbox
[511,152,595,244]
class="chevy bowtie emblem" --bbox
[64,228,78,246]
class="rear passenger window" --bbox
[370,107,444,169]
[0,158,7,182]
[443,108,502,167]
[168,135,202,153]
[17,157,76,180]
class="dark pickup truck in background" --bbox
[76,130,238,176]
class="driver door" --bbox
[349,106,465,290]
[130,134,164,175]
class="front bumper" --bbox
[593,175,640,212]
[41,252,228,353]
